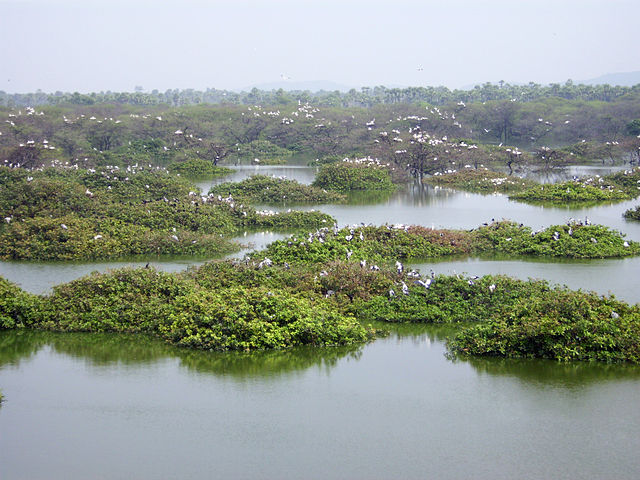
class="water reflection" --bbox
[0,330,364,381]
[461,355,640,387]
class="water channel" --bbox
[1,160,640,479]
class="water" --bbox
[1,329,639,480]
[2,161,640,479]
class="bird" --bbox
[389,289,396,298]
[489,284,496,293]
[395,261,403,274]
[401,282,409,295]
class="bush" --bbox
[0,276,40,329]
[312,161,396,193]
[32,267,374,351]
[210,175,345,204]
[168,158,233,177]
[425,168,535,194]
[448,289,640,362]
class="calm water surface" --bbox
[2,161,640,479]
[2,328,639,480]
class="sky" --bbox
[1,0,639,93]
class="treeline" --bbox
[2,94,640,179]
[2,80,639,108]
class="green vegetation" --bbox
[2,257,640,362]
[426,168,536,193]
[509,181,632,203]
[0,276,38,329]
[209,175,346,204]
[623,205,640,220]
[311,160,396,193]
[0,165,336,260]
[448,288,640,362]
[258,222,639,265]
[234,140,294,164]
[16,267,375,351]
[426,167,640,204]
[168,158,233,177]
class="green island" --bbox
[258,221,640,263]
[167,158,233,177]
[0,165,334,260]
[623,205,640,220]
[426,167,640,204]
[311,159,397,193]
[234,140,294,165]
[209,174,346,204]
[2,85,640,364]
[1,257,640,362]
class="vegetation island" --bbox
[2,81,640,363]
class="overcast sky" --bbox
[1,0,639,93]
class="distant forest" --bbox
[1,80,639,108]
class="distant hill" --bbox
[238,80,353,92]
[579,71,640,86]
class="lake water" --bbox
[2,161,640,479]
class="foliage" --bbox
[354,275,553,324]
[257,221,640,265]
[0,165,336,260]
[312,160,396,193]
[0,276,40,329]
[425,168,536,193]
[623,205,640,220]
[33,267,374,351]
[470,221,640,258]
[233,140,294,164]
[251,209,335,230]
[509,181,633,203]
[168,158,233,177]
[209,175,346,204]
[448,289,640,362]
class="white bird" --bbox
[395,261,403,274]
[489,284,496,293]
[401,282,409,295]
[60,224,68,230]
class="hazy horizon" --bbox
[2,0,639,94]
